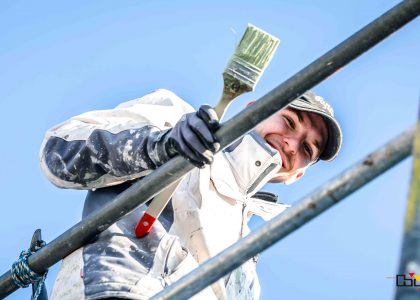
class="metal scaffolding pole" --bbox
[0,0,419,297]
[151,127,415,300]
[395,104,420,300]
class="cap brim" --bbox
[288,100,342,161]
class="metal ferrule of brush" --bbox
[224,56,261,91]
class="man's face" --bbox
[255,107,328,183]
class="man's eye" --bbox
[285,117,295,129]
[304,143,313,158]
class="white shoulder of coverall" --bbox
[170,129,290,299]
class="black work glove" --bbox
[164,105,220,168]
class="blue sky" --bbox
[0,1,419,299]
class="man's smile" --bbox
[266,137,289,170]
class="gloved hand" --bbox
[164,105,220,168]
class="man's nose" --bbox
[283,137,299,155]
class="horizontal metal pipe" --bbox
[0,0,419,297]
[151,127,415,300]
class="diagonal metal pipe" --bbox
[151,126,415,300]
[0,0,419,297]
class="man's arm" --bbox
[40,89,219,190]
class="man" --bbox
[40,89,341,299]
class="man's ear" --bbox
[296,171,305,180]
[284,169,306,185]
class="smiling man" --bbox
[41,89,342,300]
[256,90,341,184]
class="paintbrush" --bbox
[135,24,279,238]
[215,24,280,118]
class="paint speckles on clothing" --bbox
[122,140,134,163]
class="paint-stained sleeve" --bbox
[39,89,195,190]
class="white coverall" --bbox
[40,89,288,299]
